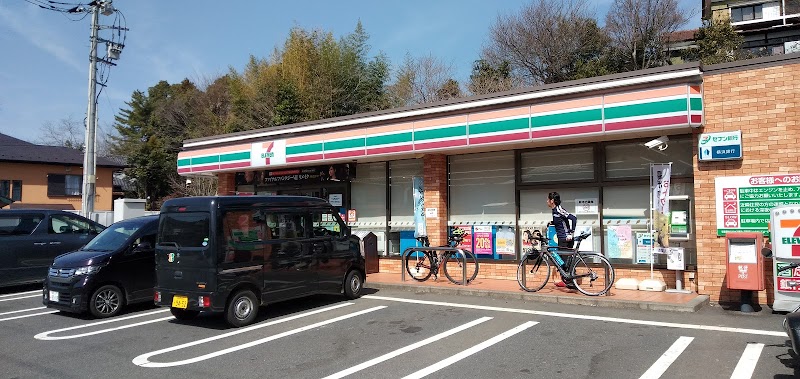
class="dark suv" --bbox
[44,215,159,318]
[0,209,105,287]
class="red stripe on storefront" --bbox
[531,124,602,139]
[191,164,220,172]
[414,139,467,151]
[324,150,366,159]
[286,154,325,163]
[177,168,192,174]
[605,116,687,131]
[690,114,702,124]
[366,144,413,155]
[219,161,251,170]
[468,131,530,145]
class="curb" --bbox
[366,282,710,313]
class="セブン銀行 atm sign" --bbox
[716,174,800,236]
[771,205,800,259]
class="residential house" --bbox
[704,0,800,55]
[0,133,126,210]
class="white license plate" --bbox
[49,291,59,302]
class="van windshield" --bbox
[158,212,210,248]
[83,220,142,251]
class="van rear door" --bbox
[155,212,214,293]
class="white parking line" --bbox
[730,343,764,379]
[0,294,41,302]
[402,321,538,379]
[364,295,787,337]
[34,309,172,340]
[322,317,494,379]
[133,304,385,368]
[639,336,694,379]
[0,290,40,298]
[0,311,59,321]
[0,306,47,316]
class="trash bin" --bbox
[353,231,379,274]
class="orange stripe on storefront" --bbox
[780,219,800,228]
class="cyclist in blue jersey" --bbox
[547,192,578,288]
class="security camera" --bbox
[645,136,669,150]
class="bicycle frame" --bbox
[401,235,474,285]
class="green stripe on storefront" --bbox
[324,138,365,151]
[470,117,528,135]
[220,151,250,162]
[177,158,191,167]
[690,98,702,111]
[605,98,687,120]
[366,132,413,146]
[414,125,466,141]
[287,143,323,155]
[530,108,601,128]
[192,155,219,165]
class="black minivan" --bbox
[153,196,365,327]
[43,215,159,318]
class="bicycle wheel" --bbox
[516,252,551,292]
[443,250,479,284]
[405,251,433,281]
[570,253,615,296]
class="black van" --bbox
[43,215,159,318]
[154,196,365,327]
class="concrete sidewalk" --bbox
[366,272,710,312]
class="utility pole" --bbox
[79,0,125,217]
[80,4,100,217]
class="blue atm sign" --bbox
[699,131,743,161]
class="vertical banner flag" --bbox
[651,164,672,249]
[412,176,427,238]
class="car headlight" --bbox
[74,265,103,276]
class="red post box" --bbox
[725,232,765,291]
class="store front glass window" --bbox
[351,162,387,255]
[605,138,693,179]
[520,147,595,183]
[388,159,423,256]
[450,151,515,260]
[519,188,602,258]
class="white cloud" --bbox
[0,5,83,72]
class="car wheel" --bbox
[225,290,259,327]
[170,307,200,321]
[89,285,123,318]
[343,270,363,299]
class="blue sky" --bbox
[0,0,701,144]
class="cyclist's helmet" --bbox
[450,228,467,242]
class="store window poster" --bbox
[495,226,515,256]
[452,225,473,251]
[473,225,494,257]
[636,232,653,264]
[606,225,633,259]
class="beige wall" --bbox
[697,61,800,304]
[0,162,117,211]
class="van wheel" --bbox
[89,285,123,318]
[343,270,363,299]
[170,308,199,321]
[226,290,258,327]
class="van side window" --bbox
[276,213,308,239]
[50,214,91,234]
[222,210,273,264]
[0,215,43,235]
[312,211,345,237]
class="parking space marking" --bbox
[322,316,494,379]
[730,343,764,379]
[364,295,787,337]
[34,309,172,340]
[0,310,59,321]
[639,336,694,379]
[0,306,48,316]
[402,321,538,379]
[133,304,385,368]
[0,294,41,302]
[0,290,40,298]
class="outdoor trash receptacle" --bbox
[353,231,379,274]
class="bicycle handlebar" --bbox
[527,230,591,245]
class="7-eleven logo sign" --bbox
[250,140,286,167]
[779,219,800,257]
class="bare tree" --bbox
[605,0,692,71]
[166,175,218,198]
[482,0,611,86]
[467,59,518,96]
[38,116,84,149]
[389,53,459,106]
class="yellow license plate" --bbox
[172,295,188,309]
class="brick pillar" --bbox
[423,154,448,246]
[217,173,236,196]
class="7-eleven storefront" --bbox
[177,54,800,305]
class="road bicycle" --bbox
[405,232,479,284]
[517,229,615,296]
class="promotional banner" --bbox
[495,226,516,256]
[235,163,356,186]
[520,227,543,256]
[412,176,426,238]
[473,225,494,256]
[651,163,672,248]
[452,225,473,251]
